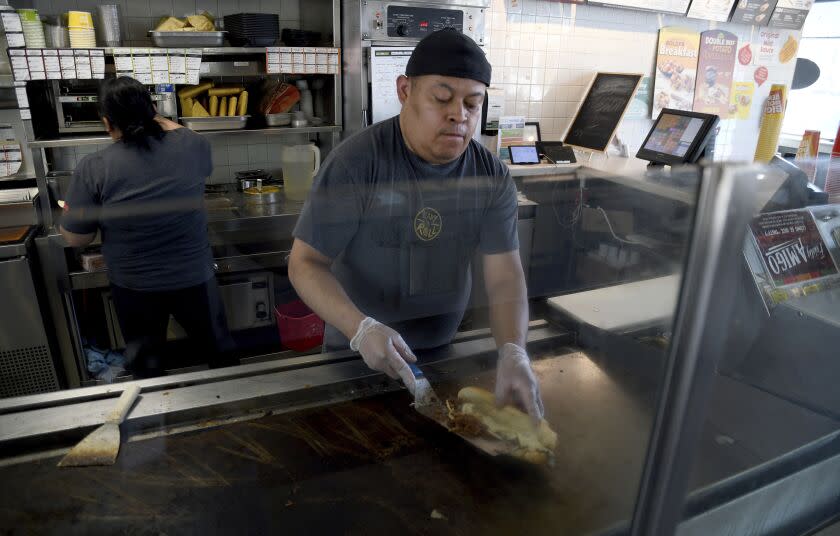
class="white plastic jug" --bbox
[282,144,320,201]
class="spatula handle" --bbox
[105,384,141,424]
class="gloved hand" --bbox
[495,343,545,423]
[350,317,417,386]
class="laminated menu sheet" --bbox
[369,47,413,124]
[112,48,202,85]
[265,47,341,75]
[8,48,105,81]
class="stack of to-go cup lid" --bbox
[18,9,46,48]
[68,11,96,48]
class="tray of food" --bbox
[180,116,249,131]
[149,31,226,47]
[178,81,251,130]
[150,12,225,47]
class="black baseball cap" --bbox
[405,28,491,86]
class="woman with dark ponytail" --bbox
[60,76,234,377]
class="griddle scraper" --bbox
[58,384,141,467]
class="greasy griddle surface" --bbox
[0,353,655,535]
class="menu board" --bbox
[369,47,413,124]
[590,0,691,14]
[693,30,738,118]
[653,27,700,119]
[750,210,838,288]
[769,0,812,29]
[686,0,737,21]
[731,0,778,25]
[563,72,642,152]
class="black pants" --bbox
[111,278,235,377]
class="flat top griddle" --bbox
[2,347,835,535]
[0,353,651,536]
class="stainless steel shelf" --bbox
[101,47,335,56]
[28,125,341,148]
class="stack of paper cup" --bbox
[754,84,787,163]
[18,9,46,48]
[68,11,96,48]
[95,5,122,47]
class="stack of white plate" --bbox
[18,9,46,48]
[68,11,96,48]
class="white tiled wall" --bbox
[484,0,799,160]
[16,0,301,46]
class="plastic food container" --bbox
[275,300,324,352]
[149,31,226,47]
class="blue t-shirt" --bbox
[293,116,518,350]
[62,128,214,291]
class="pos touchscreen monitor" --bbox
[636,109,719,167]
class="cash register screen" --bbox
[642,113,706,158]
[509,145,541,164]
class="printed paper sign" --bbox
[729,81,755,119]
[653,27,700,119]
[731,0,777,25]
[750,210,838,287]
[769,0,812,28]
[755,28,782,64]
[686,0,737,22]
[693,30,738,118]
[626,76,652,118]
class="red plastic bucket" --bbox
[275,300,324,351]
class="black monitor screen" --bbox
[642,114,706,158]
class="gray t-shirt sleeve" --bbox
[293,157,363,259]
[61,155,100,235]
[479,168,519,255]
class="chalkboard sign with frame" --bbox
[563,72,644,153]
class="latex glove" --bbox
[495,343,545,423]
[350,317,417,386]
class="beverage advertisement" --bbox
[693,30,738,118]
[750,210,838,288]
[653,27,700,119]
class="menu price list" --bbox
[266,47,341,75]
[7,49,105,82]
[113,48,202,85]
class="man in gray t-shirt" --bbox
[290,29,544,421]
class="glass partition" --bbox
[0,161,711,534]
[668,162,840,536]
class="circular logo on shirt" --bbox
[414,207,442,241]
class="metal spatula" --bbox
[58,384,141,467]
[405,363,521,458]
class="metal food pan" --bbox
[149,31,226,47]
[180,115,250,131]
[265,113,291,127]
